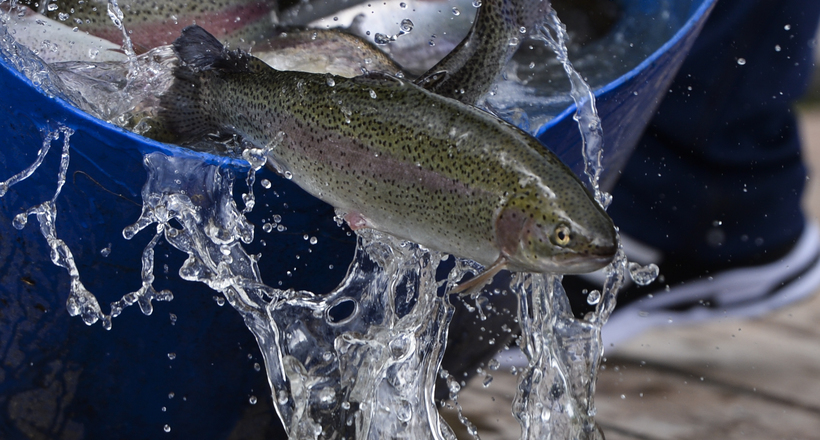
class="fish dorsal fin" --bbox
[414,70,450,91]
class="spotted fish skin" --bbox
[253,27,402,78]
[154,26,616,274]
[416,0,551,105]
[21,0,277,52]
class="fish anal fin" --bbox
[450,256,508,295]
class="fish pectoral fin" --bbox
[450,256,508,296]
[414,70,450,90]
[344,211,372,231]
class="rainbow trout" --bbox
[151,26,617,286]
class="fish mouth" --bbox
[556,254,615,274]
[552,241,619,274]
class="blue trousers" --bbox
[608,0,820,266]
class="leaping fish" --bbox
[148,25,617,290]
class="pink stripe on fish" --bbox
[90,2,272,51]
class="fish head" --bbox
[495,188,618,274]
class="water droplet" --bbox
[488,358,500,371]
[100,243,112,257]
[249,395,257,404]
[272,214,282,223]
[260,179,271,189]
[519,26,527,34]
[254,362,261,371]
[169,313,177,325]
[342,401,351,410]
[775,45,782,52]
[389,333,413,359]
[472,0,482,7]
[163,424,171,433]
[452,7,461,15]
[317,387,336,405]
[167,352,176,360]
[369,89,378,99]
[399,19,414,34]
[214,296,226,306]
[374,33,391,45]
[58,12,69,21]
[262,223,273,233]
[447,377,461,395]
[784,24,791,30]
[309,236,318,245]
[326,77,335,87]
[483,374,494,387]
[586,290,601,305]
[283,171,293,180]
[396,399,413,422]
[47,3,59,11]
[628,262,659,286]
[400,2,407,9]
[737,58,746,66]
[277,390,289,405]
[13,213,28,230]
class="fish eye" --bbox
[551,224,571,247]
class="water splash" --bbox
[120,153,467,439]
[106,0,137,68]
[535,7,609,209]
[0,125,173,330]
[503,5,634,439]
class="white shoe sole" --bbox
[603,221,820,347]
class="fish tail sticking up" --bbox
[148,25,250,145]
[172,25,251,73]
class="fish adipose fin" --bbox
[450,256,508,296]
[148,25,251,145]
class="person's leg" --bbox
[611,0,818,266]
[567,0,820,343]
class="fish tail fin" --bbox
[147,25,251,144]
[173,25,252,73]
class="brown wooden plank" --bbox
[611,308,820,413]
[595,359,820,440]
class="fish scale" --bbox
[152,25,617,277]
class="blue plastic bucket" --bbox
[0,0,716,438]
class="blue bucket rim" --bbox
[1,0,716,166]
[0,45,250,170]
[535,0,717,137]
